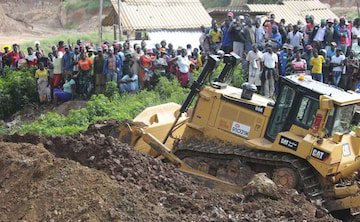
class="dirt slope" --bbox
[1,127,339,221]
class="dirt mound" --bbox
[3,130,339,221]
[0,142,127,221]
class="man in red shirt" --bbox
[7,44,20,69]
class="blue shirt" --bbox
[272,33,282,48]
[279,50,288,76]
[222,25,233,48]
[63,52,74,72]
[326,48,336,59]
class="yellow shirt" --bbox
[310,55,324,74]
[35,69,49,79]
[209,29,222,43]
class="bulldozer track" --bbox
[174,140,324,205]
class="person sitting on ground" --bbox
[119,53,138,94]
[53,74,76,104]
[35,62,51,103]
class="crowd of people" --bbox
[0,39,202,103]
[0,12,359,103]
[200,13,360,98]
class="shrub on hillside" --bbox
[0,68,38,119]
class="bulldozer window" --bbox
[325,105,355,136]
[295,97,319,129]
[266,85,296,140]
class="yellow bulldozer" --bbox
[118,54,360,218]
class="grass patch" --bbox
[21,31,114,54]
[63,0,112,13]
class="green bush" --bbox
[0,68,38,119]
[18,77,189,136]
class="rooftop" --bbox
[102,0,212,31]
[208,0,338,25]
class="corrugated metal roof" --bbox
[246,0,338,25]
[102,0,212,31]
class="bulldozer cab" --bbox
[266,75,359,142]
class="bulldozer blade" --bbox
[142,133,242,194]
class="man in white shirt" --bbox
[246,44,263,90]
[331,49,346,87]
[352,19,360,44]
[261,47,278,98]
[287,25,303,48]
[313,19,327,48]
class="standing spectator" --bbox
[327,42,337,59]
[104,48,121,83]
[335,17,350,55]
[255,19,265,49]
[35,63,50,103]
[246,44,262,92]
[93,48,105,93]
[310,49,325,82]
[155,48,168,76]
[291,51,307,75]
[221,12,234,53]
[320,49,331,84]
[139,49,155,89]
[312,19,327,49]
[304,15,315,44]
[352,37,360,59]
[209,23,222,54]
[171,48,190,87]
[324,18,335,50]
[52,51,63,88]
[199,25,211,57]
[343,50,359,90]
[287,25,303,48]
[17,51,27,69]
[271,26,282,49]
[243,20,256,53]
[25,47,37,67]
[231,17,245,57]
[261,47,278,98]
[331,49,346,86]
[141,40,147,53]
[263,14,277,40]
[34,41,45,57]
[132,45,143,78]
[58,41,65,55]
[7,44,20,69]
[279,44,289,76]
[302,45,313,73]
[62,45,74,79]
[77,53,93,98]
[352,18,360,45]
